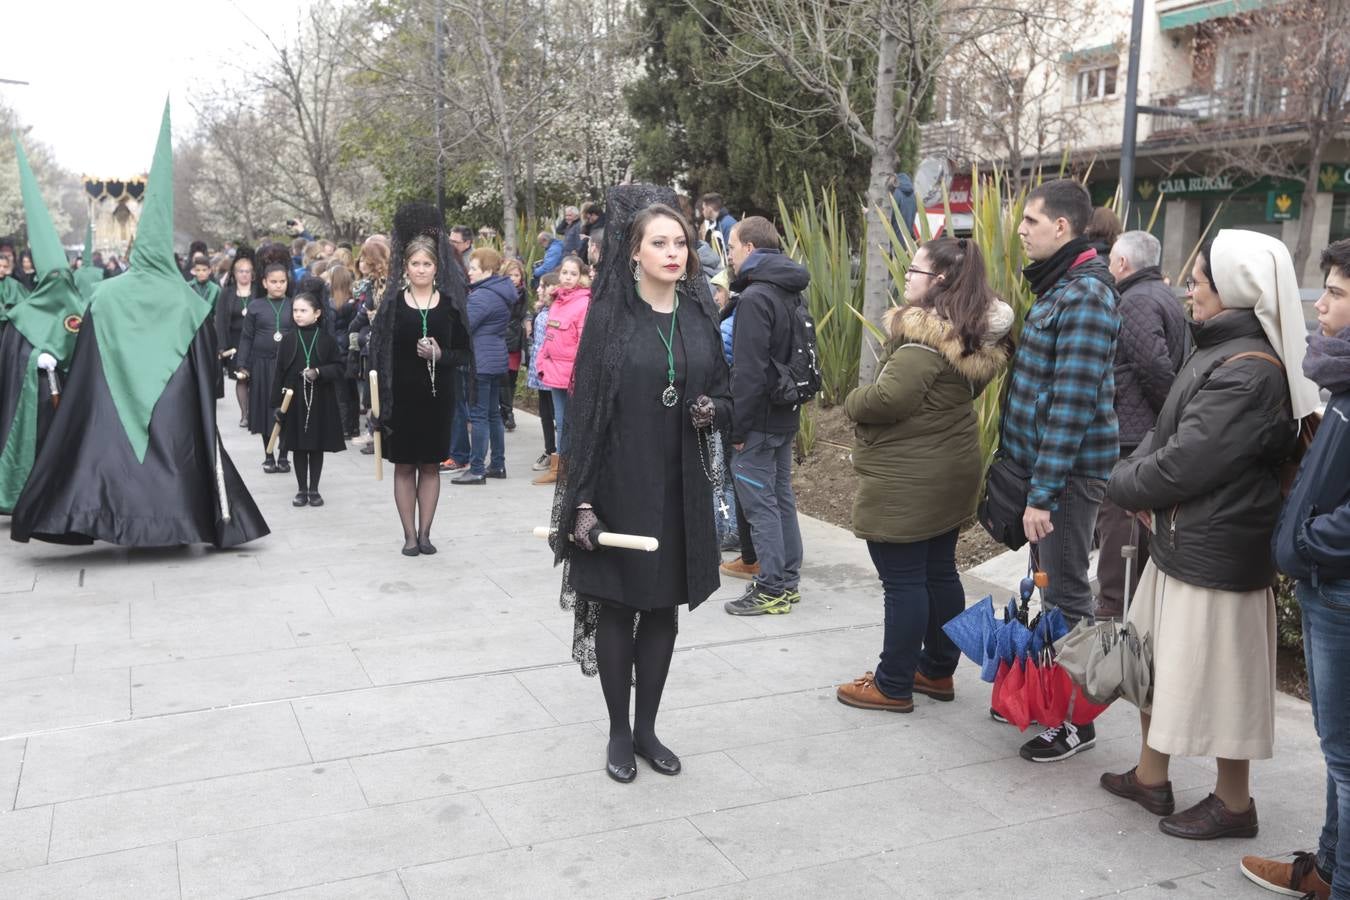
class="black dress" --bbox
[383,297,452,464]
[569,301,724,611]
[218,291,249,374]
[272,325,346,453]
[235,296,294,436]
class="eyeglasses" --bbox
[907,266,937,278]
[1184,277,1210,292]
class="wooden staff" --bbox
[532,526,659,552]
[266,388,294,456]
[369,370,383,481]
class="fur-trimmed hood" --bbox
[883,302,1013,384]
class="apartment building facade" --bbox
[922,0,1349,287]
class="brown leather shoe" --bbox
[1099,767,1175,816]
[719,557,760,580]
[836,672,913,712]
[1159,793,1258,840]
[912,671,955,702]
[1241,851,1330,899]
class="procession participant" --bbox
[272,279,345,507]
[0,247,30,331]
[549,185,731,783]
[10,102,268,548]
[216,246,258,428]
[369,202,472,556]
[235,263,295,473]
[72,221,104,302]
[188,253,221,308]
[0,138,88,514]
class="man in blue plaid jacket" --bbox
[1001,179,1121,763]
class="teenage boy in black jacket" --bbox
[1242,239,1350,900]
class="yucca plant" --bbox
[794,402,818,462]
[777,176,865,407]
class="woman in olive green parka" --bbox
[837,237,1013,713]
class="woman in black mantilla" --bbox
[551,187,731,783]
[370,203,472,556]
[273,278,346,507]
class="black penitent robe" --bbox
[10,310,269,548]
[0,326,58,470]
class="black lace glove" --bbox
[273,408,286,424]
[690,394,715,430]
[572,507,604,551]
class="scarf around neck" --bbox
[1304,325,1350,395]
[1022,236,1093,298]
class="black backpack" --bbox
[769,294,822,407]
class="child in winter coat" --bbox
[528,272,561,481]
[536,256,591,467]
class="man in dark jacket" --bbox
[889,172,919,240]
[723,216,808,616]
[1001,178,1120,762]
[1095,230,1186,618]
[1243,240,1350,900]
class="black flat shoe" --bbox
[485,468,506,479]
[401,543,420,557]
[606,760,637,783]
[262,458,277,473]
[634,745,682,776]
[307,492,324,507]
[275,459,291,473]
[451,471,486,485]
[292,492,309,507]
[417,538,437,555]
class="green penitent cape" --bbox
[0,138,88,511]
[89,101,211,463]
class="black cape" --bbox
[10,309,269,547]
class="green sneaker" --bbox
[784,588,801,604]
[724,585,792,616]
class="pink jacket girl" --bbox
[538,284,591,390]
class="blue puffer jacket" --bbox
[467,274,517,376]
[718,298,737,367]
[1274,389,1350,586]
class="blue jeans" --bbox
[449,366,470,462]
[867,530,963,700]
[1301,577,1350,896]
[732,430,802,594]
[550,388,569,455]
[468,374,505,476]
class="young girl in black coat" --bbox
[273,282,346,507]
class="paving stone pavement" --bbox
[0,410,1323,899]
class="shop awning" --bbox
[1159,0,1278,31]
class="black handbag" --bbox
[978,454,1032,550]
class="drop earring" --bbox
[632,261,641,282]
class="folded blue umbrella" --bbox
[1028,607,1069,657]
[942,595,995,665]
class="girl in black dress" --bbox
[551,189,731,784]
[235,263,294,473]
[273,281,346,507]
[216,247,258,428]
[370,205,471,557]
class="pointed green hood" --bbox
[88,100,210,463]
[15,137,66,276]
[73,220,104,300]
[7,136,86,363]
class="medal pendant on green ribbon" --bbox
[661,385,678,407]
[273,331,282,342]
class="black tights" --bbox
[292,450,324,492]
[393,463,440,549]
[260,433,288,462]
[595,603,677,767]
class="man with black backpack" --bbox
[723,217,814,616]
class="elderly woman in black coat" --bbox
[551,186,731,784]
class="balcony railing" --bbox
[1146,82,1311,136]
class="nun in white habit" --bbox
[1100,229,1320,841]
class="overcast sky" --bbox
[2,0,306,175]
